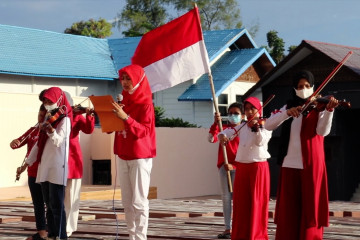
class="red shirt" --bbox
[209,123,239,169]
[114,103,156,160]
[12,127,40,177]
[68,114,95,179]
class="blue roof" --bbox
[0,24,117,80]
[203,28,257,62]
[108,37,141,72]
[178,48,269,101]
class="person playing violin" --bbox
[218,97,272,240]
[264,70,339,240]
[65,100,95,237]
[26,87,72,240]
[11,104,47,240]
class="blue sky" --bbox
[1,0,359,52]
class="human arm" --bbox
[113,102,154,139]
[46,117,71,147]
[75,113,95,135]
[264,105,292,131]
[9,127,34,149]
[316,97,338,136]
[208,112,221,143]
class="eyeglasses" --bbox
[228,112,241,116]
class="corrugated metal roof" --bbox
[108,37,141,73]
[203,28,253,61]
[305,40,360,76]
[243,40,360,99]
[178,48,267,101]
[0,24,117,80]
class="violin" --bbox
[301,95,351,116]
[247,117,266,132]
[72,104,95,115]
[45,107,66,125]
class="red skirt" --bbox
[274,167,326,240]
[231,161,270,240]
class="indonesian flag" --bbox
[131,7,211,93]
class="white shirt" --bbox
[265,105,334,169]
[219,122,272,163]
[26,117,71,186]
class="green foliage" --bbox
[64,18,112,38]
[170,0,243,31]
[266,30,285,64]
[115,0,169,37]
[288,45,298,53]
[154,106,199,127]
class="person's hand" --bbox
[85,107,95,116]
[112,102,128,120]
[224,163,234,171]
[10,139,20,148]
[326,96,339,111]
[218,134,229,146]
[15,164,28,181]
[41,122,54,134]
[286,106,302,118]
[214,112,221,124]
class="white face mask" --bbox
[128,73,145,95]
[44,103,58,111]
[294,86,314,99]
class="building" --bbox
[244,40,360,200]
[0,24,274,195]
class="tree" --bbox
[170,0,243,31]
[288,45,298,53]
[266,30,285,64]
[64,18,112,38]
[115,0,169,37]
[155,106,199,127]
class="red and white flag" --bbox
[131,7,211,93]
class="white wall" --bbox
[88,127,221,199]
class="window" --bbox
[218,94,228,116]
[236,95,243,103]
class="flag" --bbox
[131,7,211,93]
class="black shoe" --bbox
[217,232,231,239]
[27,233,47,240]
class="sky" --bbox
[0,0,359,52]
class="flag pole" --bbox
[208,74,233,193]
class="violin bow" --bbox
[300,51,353,114]
[230,94,275,138]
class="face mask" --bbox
[128,73,145,95]
[295,86,313,99]
[44,103,58,111]
[228,114,241,124]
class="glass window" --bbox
[236,95,243,103]
[218,94,228,117]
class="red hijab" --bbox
[37,87,73,162]
[244,96,262,116]
[119,65,153,110]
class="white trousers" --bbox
[64,178,82,236]
[117,156,152,240]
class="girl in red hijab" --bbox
[219,97,272,240]
[26,87,72,240]
[112,64,156,240]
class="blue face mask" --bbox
[228,114,241,124]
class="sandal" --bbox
[26,233,47,240]
[217,232,231,239]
